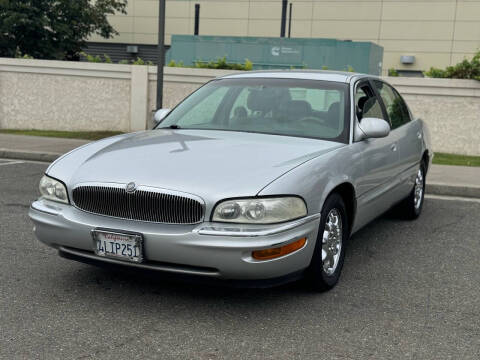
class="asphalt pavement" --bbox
[0,159,479,360]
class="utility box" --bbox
[166,35,383,75]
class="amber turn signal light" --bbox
[252,238,307,260]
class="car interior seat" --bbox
[326,102,340,128]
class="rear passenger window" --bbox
[373,81,410,129]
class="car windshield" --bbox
[157,78,350,143]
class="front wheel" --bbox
[306,193,349,292]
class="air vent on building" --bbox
[126,45,139,54]
[400,55,415,64]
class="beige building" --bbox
[88,0,480,75]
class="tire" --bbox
[398,162,426,220]
[305,193,349,292]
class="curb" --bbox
[1,149,479,199]
[426,183,480,199]
[0,149,61,163]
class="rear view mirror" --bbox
[153,108,171,125]
[355,117,390,140]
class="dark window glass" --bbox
[355,84,385,121]
[373,81,410,129]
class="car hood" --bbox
[48,129,344,200]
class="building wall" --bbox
[1,58,479,155]
[88,0,480,75]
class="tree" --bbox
[0,0,127,60]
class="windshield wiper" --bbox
[158,124,181,129]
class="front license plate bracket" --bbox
[91,229,144,263]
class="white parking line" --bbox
[426,194,480,203]
[0,160,25,166]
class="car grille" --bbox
[72,185,204,224]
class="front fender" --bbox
[257,146,360,217]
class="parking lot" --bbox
[1,159,479,360]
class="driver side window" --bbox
[355,83,385,122]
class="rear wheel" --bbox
[398,162,426,220]
[306,193,348,292]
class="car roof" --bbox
[218,70,372,84]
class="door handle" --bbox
[390,143,397,152]
[417,131,422,139]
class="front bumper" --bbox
[29,199,321,281]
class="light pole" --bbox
[156,0,166,109]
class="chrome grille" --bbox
[72,185,204,224]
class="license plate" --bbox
[92,229,143,263]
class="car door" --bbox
[372,80,422,199]
[351,79,402,231]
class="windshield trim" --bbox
[155,126,347,143]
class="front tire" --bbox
[306,193,349,292]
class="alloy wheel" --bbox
[322,208,343,275]
[414,168,424,210]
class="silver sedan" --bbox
[29,71,432,291]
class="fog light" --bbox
[252,238,306,260]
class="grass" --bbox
[432,152,480,167]
[0,129,123,141]
[1,129,479,167]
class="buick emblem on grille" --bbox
[125,182,137,193]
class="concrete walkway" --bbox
[1,133,479,198]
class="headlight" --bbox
[39,175,69,204]
[212,197,307,224]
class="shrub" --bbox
[424,51,480,80]
[14,48,33,59]
[80,52,104,63]
[193,56,253,70]
[81,52,154,65]
[103,54,113,64]
[131,57,154,65]
[167,60,185,67]
[388,68,399,77]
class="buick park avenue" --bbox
[29,71,432,291]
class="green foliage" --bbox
[81,53,153,65]
[244,59,253,71]
[347,65,355,72]
[14,48,33,59]
[193,57,254,70]
[423,67,446,78]
[131,57,154,66]
[167,60,185,67]
[321,65,329,70]
[132,57,145,65]
[0,0,127,60]
[388,68,399,77]
[433,152,480,167]
[103,54,112,64]
[424,51,480,80]
[80,52,103,63]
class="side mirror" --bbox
[153,108,171,125]
[355,117,390,140]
